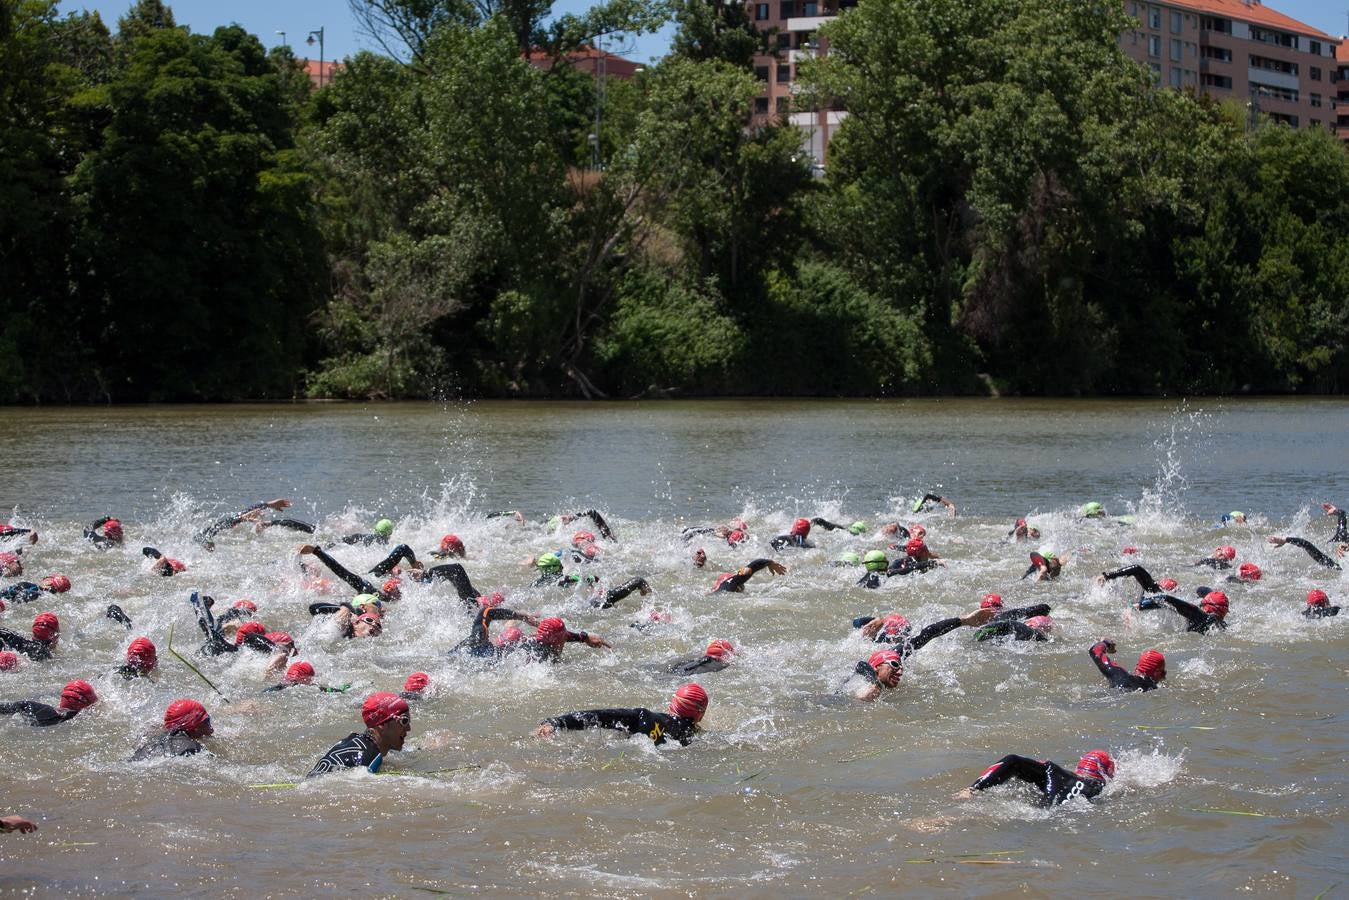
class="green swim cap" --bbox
[863,550,888,572]
[374,518,394,537]
[911,497,925,513]
[838,551,861,566]
[546,515,562,531]
[1080,502,1103,517]
[353,593,381,610]
[849,521,868,535]
[1229,511,1245,521]
[1037,547,1057,560]
[536,552,562,571]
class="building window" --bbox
[1311,66,1322,81]
[1169,67,1183,88]
[755,65,769,81]
[1202,73,1233,89]
[754,96,769,114]
[1201,15,1230,33]
[1149,62,1162,83]
[1171,38,1182,61]
[779,0,794,17]
[1249,26,1295,49]
[1310,40,1322,55]
[776,33,791,50]
[1250,54,1298,77]
[1148,7,1161,28]
[1201,45,1231,62]
[755,3,769,20]
[1170,10,1182,33]
[775,96,789,115]
[801,0,818,15]
[776,63,791,83]
[1311,93,1322,107]
[1148,35,1161,58]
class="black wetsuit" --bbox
[84,516,119,550]
[769,533,813,551]
[307,731,383,776]
[263,682,347,694]
[452,606,534,658]
[190,592,275,655]
[886,556,940,577]
[1156,595,1227,633]
[369,544,418,576]
[914,493,946,512]
[130,732,204,761]
[1305,604,1341,618]
[0,582,43,603]
[0,700,79,726]
[141,546,180,577]
[1101,564,1164,594]
[1278,537,1341,570]
[1194,557,1232,570]
[264,517,315,533]
[339,532,388,547]
[572,509,615,540]
[193,501,270,548]
[852,615,968,659]
[666,654,730,675]
[857,570,887,589]
[543,708,698,746]
[1088,641,1159,692]
[0,526,36,543]
[969,754,1106,806]
[592,577,650,610]
[1330,509,1348,544]
[106,604,133,629]
[973,620,1048,642]
[811,517,850,532]
[714,559,779,593]
[307,548,382,596]
[0,629,54,660]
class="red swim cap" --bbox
[668,683,709,721]
[1215,546,1236,561]
[1200,591,1229,618]
[789,517,811,537]
[726,529,746,545]
[905,538,928,557]
[980,594,1004,610]
[1307,589,1330,607]
[164,698,210,735]
[0,551,18,569]
[32,612,59,641]
[536,617,569,646]
[232,599,257,613]
[1024,615,1053,632]
[439,534,465,555]
[0,651,17,671]
[285,661,315,684]
[909,524,927,540]
[265,631,294,648]
[1122,546,1138,555]
[1075,750,1115,780]
[126,637,158,673]
[1237,562,1261,581]
[1015,518,1027,528]
[580,544,598,560]
[60,679,98,711]
[868,649,902,671]
[497,625,525,645]
[165,558,186,573]
[361,691,409,728]
[45,574,71,593]
[705,639,735,660]
[381,577,402,598]
[478,591,506,608]
[1134,649,1166,681]
[572,530,596,547]
[404,671,430,693]
[1158,578,1178,591]
[880,614,910,635]
[713,572,735,591]
[234,621,266,645]
[103,519,123,541]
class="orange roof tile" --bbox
[1336,38,1349,62]
[1162,0,1335,41]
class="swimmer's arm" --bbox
[1099,564,1160,593]
[1272,536,1341,570]
[996,603,1050,622]
[596,577,651,610]
[298,545,380,595]
[1159,594,1206,626]
[1088,640,1121,679]
[810,517,847,531]
[538,708,641,735]
[576,509,614,540]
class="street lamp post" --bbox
[275,30,286,47]
[307,27,325,88]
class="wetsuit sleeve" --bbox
[0,700,68,726]
[420,564,480,602]
[309,548,380,595]
[995,604,1050,622]
[545,708,646,734]
[720,559,777,591]
[595,577,649,610]
[266,518,315,533]
[1304,605,1341,618]
[578,510,615,540]
[1160,595,1206,627]
[904,617,963,655]
[973,621,1015,641]
[486,510,521,519]
[369,544,419,576]
[0,526,34,540]
[1194,557,1228,569]
[106,604,133,629]
[0,629,50,660]
[1100,564,1161,593]
[769,535,789,551]
[970,754,1049,792]
[811,518,847,531]
[1284,537,1341,570]
[1332,510,1348,544]
[889,525,910,540]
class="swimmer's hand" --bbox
[534,724,556,738]
[859,618,886,639]
[1323,503,1340,516]
[1265,536,1288,547]
[765,561,787,576]
[1100,639,1117,654]
[1,816,38,833]
[298,544,318,556]
[951,788,974,801]
[265,498,291,511]
[1094,574,1107,587]
[584,634,612,649]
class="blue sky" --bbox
[58,0,1347,67]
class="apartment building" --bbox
[1119,0,1338,131]
[1335,39,1349,141]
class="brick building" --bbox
[1335,38,1349,141]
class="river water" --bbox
[0,399,1346,896]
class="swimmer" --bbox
[193,498,291,550]
[681,517,749,544]
[1302,589,1340,618]
[692,548,707,568]
[131,699,213,760]
[954,749,1115,806]
[712,558,788,593]
[518,616,611,663]
[83,516,124,550]
[847,608,996,700]
[451,598,539,658]
[665,639,735,675]
[1194,546,1236,570]
[913,493,957,516]
[534,683,707,746]
[1220,511,1247,526]
[0,613,59,660]
[0,574,71,603]
[856,550,890,588]
[1266,535,1340,570]
[972,614,1054,642]
[0,552,20,577]
[590,576,652,610]
[307,692,410,776]
[116,637,157,679]
[338,518,394,547]
[262,661,349,693]
[0,524,38,545]
[298,545,397,600]
[1080,501,1106,519]
[1008,517,1041,541]
[546,509,616,540]
[400,672,430,700]
[141,547,185,576]
[1322,503,1348,546]
[887,539,944,577]
[1148,590,1229,633]
[1022,549,1067,581]
[769,518,815,551]
[430,534,465,559]
[1088,640,1164,692]
[0,679,97,726]
[1097,564,1169,594]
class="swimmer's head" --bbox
[374,519,394,538]
[285,661,315,684]
[1214,546,1236,561]
[535,617,569,646]
[789,517,811,538]
[59,680,98,712]
[705,639,735,660]
[1024,615,1053,634]
[837,551,861,566]
[404,672,430,693]
[1158,578,1178,591]
[1307,589,1330,607]
[536,553,563,574]
[980,593,1003,610]
[1134,649,1165,681]
[668,683,709,722]
[1080,502,1104,518]
[234,621,267,645]
[849,521,868,535]
[1199,591,1229,619]
[164,699,212,738]
[32,612,59,643]
[1074,750,1115,781]
[43,574,71,593]
[863,550,888,572]
[125,637,157,674]
[867,649,903,687]
[439,534,465,556]
[1237,562,1261,582]
[0,651,17,671]
[103,519,124,542]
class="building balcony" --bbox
[1248,67,1299,91]
[787,14,836,32]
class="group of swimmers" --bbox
[1,495,1344,819]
